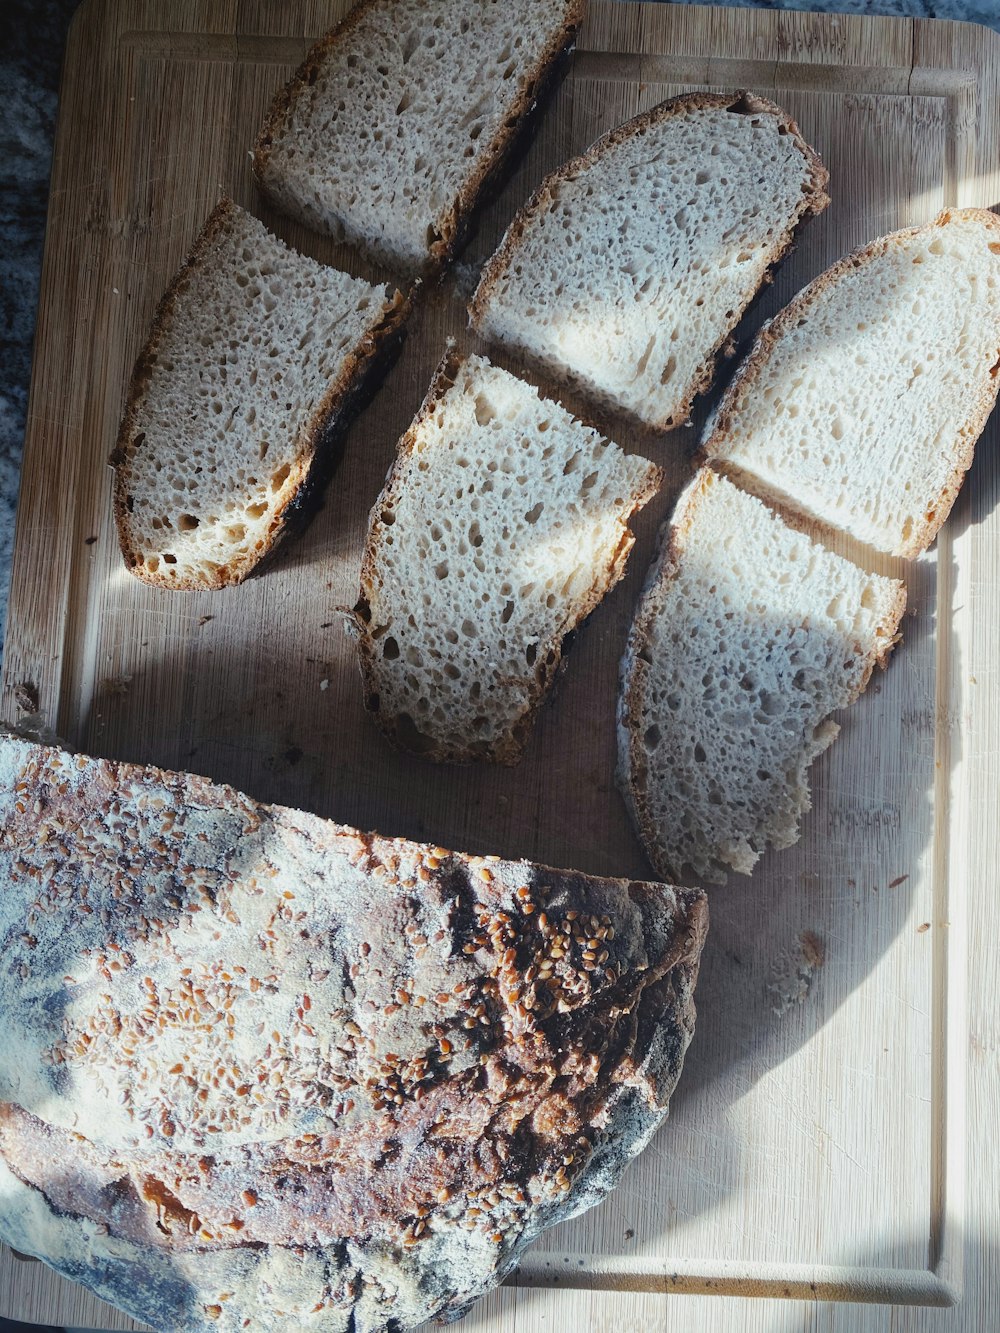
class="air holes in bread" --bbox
[355,353,660,761]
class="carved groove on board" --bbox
[117,31,979,104]
[118,31,312,62]
[512,1253,959,1305]
[571,52,978,97]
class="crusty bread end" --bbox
[111,199,410,590]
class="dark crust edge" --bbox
[251,0,588,279]
[615,467,907,885]
[109,198,411,591]
[352,347,663,766]
[469,89,831,431]
[699,206,1000,557]
[437,898,708,1323]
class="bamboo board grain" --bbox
[2,1,1000,1329]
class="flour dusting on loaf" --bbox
[0,734,706,1331]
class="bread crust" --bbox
[252,0,587,278]
[110,198,410,591]
[700,207,1000,558]
[0,733,707,1332]
[616,468,907,884]
[353,349,662,765]
[469,90,830,431]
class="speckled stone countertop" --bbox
[1,0,999,657]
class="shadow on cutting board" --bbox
[70,462,961,1302]
[65,116,1000,1314]
[72,266,1000,1294]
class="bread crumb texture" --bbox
[356,353,661,763]
[254,0,584,273]
[0,734,706,1331]
[472,93,827,429]
[618,469,905,885]
[112,200,402,590]
[703,209,1000,556]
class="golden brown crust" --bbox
[470,90,830,430]
[855,578,907,686]
[110,199,410,591]
[252,0,587,278]
[700,207,1000,558]
[353,348,662,765]
[0,733,708,1331]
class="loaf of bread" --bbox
[701,208,1000,557]
[617,468,905,885]
[253,0,585,276]
[111,199,408,590]
[0,732,707,1332]
[353,350,662,763]
[470,91,829,430]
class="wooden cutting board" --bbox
[3,2,1000,1329]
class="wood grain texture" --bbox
[2,1,1000,1329]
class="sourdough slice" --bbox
[618,468,905,885]
[111,199,408,590]
[353,350,662,764]
[0,734,707,1333]
[252,0,584,276]
[701,209,1000,557]
[469,91,829,431]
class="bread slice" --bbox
[469,91,829,431]
[253,0,585,276]
[111,199,408,590]
[701,208,1000,557]
[618,468,905,885]
[353,350,662,764]
[0,732,707,1332]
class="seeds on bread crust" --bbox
[0,733,707,1332]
